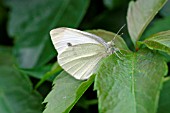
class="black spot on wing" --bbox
[67,43,72,46]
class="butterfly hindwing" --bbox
[58,43,107,80]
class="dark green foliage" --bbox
[0,47,42,113]
[0,0,170,113]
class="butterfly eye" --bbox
[67,43,72,46]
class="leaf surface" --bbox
[95,49,167,113]
[43,72,94,113]
[157,78,170,113]
[143,30,170,55]
[127,0,167,45]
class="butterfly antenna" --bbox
[112,24,126,41]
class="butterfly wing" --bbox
[50,27,108,54]
[58,43,107,80]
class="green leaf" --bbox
[0,46,14,66]
[157,78,170,113]
[5,0,90,68]
[158,52,170,62]
[75,98,98,109]
[19,65,52,79]
[94,49,167,113]
[142,16,170,39]
[127,0,167,45]
[18,62,62,88]
[35,62,62,89]
[103,0,128,10]
[0,47,42,113]
[160,0,170,17]
[87,29,130,51]
[0,1,7,25]
[143,30,170,55]
[43,71,95,113]
[0,67,43,113]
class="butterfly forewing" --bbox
[50,27,108,54]
[58,43,107,80]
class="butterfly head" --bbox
[107,41,123,59]
[106,24,126,56]
[107,41,116,55]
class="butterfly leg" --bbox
[115,48,125,56]
[113,48,124,60]
[114,51,122,60]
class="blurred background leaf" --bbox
[103,0,129,10]
[142,16,170,39]
[160,0,170,17]
[18,64,53,80]
[0,46,42,113]
[4,0,90,68]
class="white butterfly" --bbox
[50,27,122,80]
